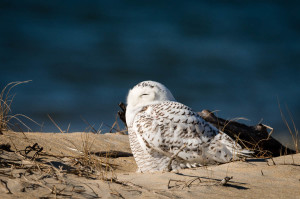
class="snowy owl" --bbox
[126,81,251,172]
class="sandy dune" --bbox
[0,131,299,198]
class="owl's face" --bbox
[126,81,175,110]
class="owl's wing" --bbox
[132,101,250,165]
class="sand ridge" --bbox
[0,131,299,198]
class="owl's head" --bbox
[125,81,175,125]
[127,81,175,109]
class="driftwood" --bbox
[198,110,295,157]
[118,102,295,157]
[118,102,127,127]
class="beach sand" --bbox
[1,131,299,199]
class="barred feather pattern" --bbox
[128,101,246,173]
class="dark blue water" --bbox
[0,1,299,144]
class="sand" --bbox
[1,131,300,199]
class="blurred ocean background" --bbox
[0,1,299,145]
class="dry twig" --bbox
[166,144,187,172]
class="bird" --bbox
[125,80,252,172]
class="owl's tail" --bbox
[207,132,254,163]
[233,148,253,158]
